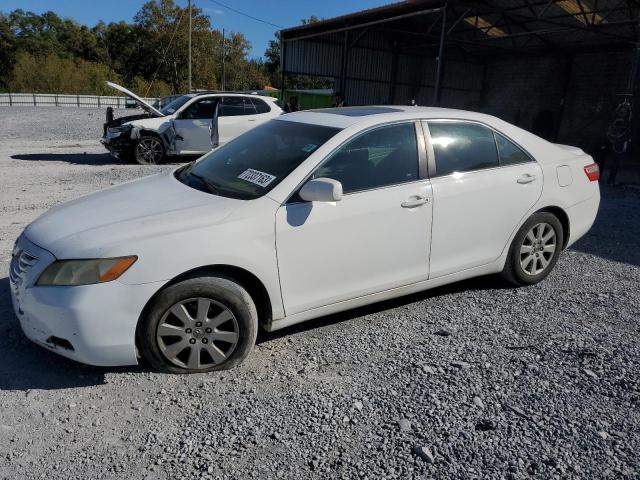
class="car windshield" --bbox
[177,120,341,200]
[160,95,192,115]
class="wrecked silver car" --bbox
[102,82,282,164]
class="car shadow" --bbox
[256,274,512,344]
[0,273,509,390]
[0,278,146,391]
[11,152,120,165]
[11,153,195,166]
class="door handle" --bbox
[401,195,429,208]
[248,119,257,122]
[517,173,537,184]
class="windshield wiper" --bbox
[189,172,219,195]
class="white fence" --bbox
[0,93,159,109]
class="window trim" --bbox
[285,120,428,204]
[422,119,536,179]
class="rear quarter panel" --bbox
[535,147,600,247]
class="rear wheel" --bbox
[138,276,258,373]
[501,212,564,286]
[134,135,164,165]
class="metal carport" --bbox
[279,0,640,154]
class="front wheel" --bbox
[134,135,165,165]
[501,212,564,286]
[138,276,258,373]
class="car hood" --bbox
[106,81,164,117]
[25,171,243,259]
[125,115,173,131]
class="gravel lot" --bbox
[0,107,638,480]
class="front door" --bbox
[275,122,433,315]
[425,121,543,278]
[173,97,218,154]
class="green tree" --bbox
[0,1,270,95]
[9,52,120,94]
[0,13,15,90]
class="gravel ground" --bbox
[0,107,638,480]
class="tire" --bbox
[134,135,165,165]
[501,212,564,286]
[138,275,258,373]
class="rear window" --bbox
[495,132,532,165]
[251,97,271,114]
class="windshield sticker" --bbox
[301,143,318,153]
[237,168,276,187]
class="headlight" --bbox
[36,256,137,286]
[107,124,132,137]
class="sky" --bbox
[0,0,394,58]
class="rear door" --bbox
[424,121,543,278]
[218,96,255,144]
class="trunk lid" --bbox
[553,143,585,156]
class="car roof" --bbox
[191,91,277,100]
[276,106,498,129]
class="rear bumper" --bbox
[566,190,600,248]
[11,278,165,367]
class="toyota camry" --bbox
[10,106,600,373]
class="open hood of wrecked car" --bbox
[106,81,164,117]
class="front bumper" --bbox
[9,235,165,366]
[101,134,134,158]
[11,279,165,367]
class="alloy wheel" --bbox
[519,222,557,276]
[156,297,239,370]
[136,137,163,164]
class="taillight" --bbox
[584,163,600,182]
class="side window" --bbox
[315,123,418,194]
[243,97,258,115]
[495,132,531,165]
[250,97,271,114]
[427,122,499,176]
[221,97,245,117]
[180,98,218,120]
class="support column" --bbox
[280,39,287,102]
[554,56,573,142]
[432,4,447,106]
[339,31,350,99]
[389,41,399,104]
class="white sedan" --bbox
[10,106,600,373]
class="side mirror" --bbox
[299,178,343,202]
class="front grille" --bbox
[9,246,39,287]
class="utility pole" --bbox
[221,28,226,91]
[188,0,192,92]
